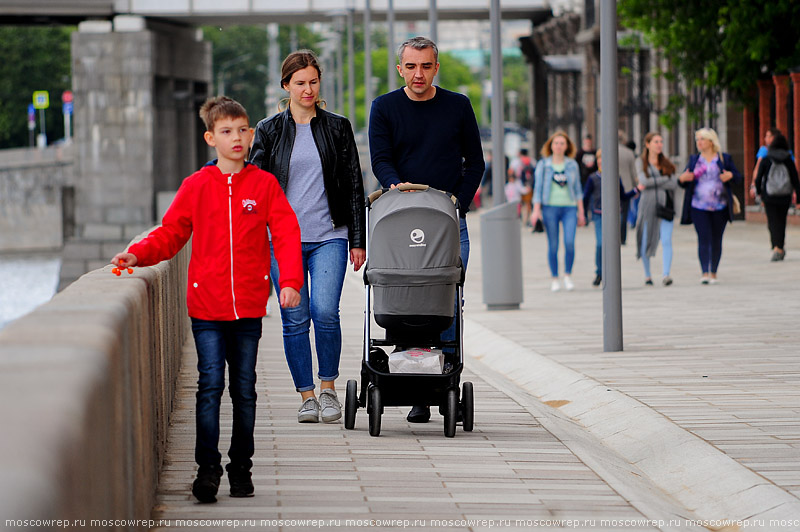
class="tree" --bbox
[618,0,800,127]
[202,24,324,120]
[0,26,73,149]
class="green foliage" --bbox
[0,26,73,149]
[202,24,324,121]
[618,0,800,126]
[344,46,482,130]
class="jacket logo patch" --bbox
[242,199,257,214]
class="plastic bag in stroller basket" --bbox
[389,348,444,374]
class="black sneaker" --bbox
[645,278,654,286]
[226,464,254,498]
[192,465,223,503]
[592,274,602,286]
[407,405,431,423]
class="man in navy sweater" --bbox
[369,36,484,423]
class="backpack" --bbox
[764,160,792,197]
[519,163,534,188]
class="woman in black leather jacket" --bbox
[250,50,366,424]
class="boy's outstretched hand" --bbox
[111,252,138,268]
[280,287,300,308]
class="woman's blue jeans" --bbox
[640,219,674,278]
[191,317,262,470]
[270,238,348,392]
[691,207,728,274]
[441,218,470,350]
[541,205,577,277]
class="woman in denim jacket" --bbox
[530,130,586,291]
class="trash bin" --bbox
[479,201,523,310]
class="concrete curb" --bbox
[464,318,800,532]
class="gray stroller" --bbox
[344,184,474,437]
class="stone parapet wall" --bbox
[0,145,74,252]
[0,229,189,531]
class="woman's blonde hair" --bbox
[540,130,576,159]
[695,127,722,154]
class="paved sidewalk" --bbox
[150,213,799,531]
[462,212,800,530]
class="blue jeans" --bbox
[592,215,602,276]
[640,219,674,278]
[442,218,470,349]
[270,239,348,392]
[541,205,577,277]
[191,317,262,470]
[691,208,728,274]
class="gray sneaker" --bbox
[319,389,342,423]
[297,397,320,423]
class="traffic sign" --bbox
[63,102,73,115]
[27,103,35,121]
[33,91,50,110]
[62,90,73,104]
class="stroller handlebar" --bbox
[366,184,459,208]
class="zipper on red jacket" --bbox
[228,174,239,319]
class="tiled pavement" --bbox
[151,213,799,531]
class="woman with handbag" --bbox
[250,50,366,423]
[635,132,677,286]
[678,127,743,284]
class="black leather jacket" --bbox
[250,106,366,249]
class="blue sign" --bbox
[63,102,73,115]
[27,103,35,120]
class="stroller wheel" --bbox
[444,388,458,438]
[368,386,382,437]
[345,379,358,430]
[461,381,474,432]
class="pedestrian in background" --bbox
[530,130,585,292]
[582,149,638,287]
[618,132,639,245]
[635,132,678,286]
[575,134,598,188]
[250,50,366,425]
[678,127,743,284]
[753,132,800,261]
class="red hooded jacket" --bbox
[129,162,303,321]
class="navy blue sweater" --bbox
[368,87,485,214]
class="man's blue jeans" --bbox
[191,317,262,470]
[441,218,469,350]
[541,205,577,277]
[270,238,348,392]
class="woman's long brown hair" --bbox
[641,132,676,176]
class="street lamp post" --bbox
[600,0,623,351]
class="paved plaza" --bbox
[150,212,800,531]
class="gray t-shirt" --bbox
[285,123,348,243]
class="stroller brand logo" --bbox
[409,229,426,247]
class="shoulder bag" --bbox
[651,164,675,221]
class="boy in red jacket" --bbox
[111,96,302,503]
